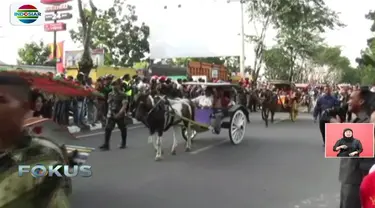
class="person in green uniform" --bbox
[0,73,72,208]
[99,79,128,150]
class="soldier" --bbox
[0,73,72,207]
[99,79,128,150]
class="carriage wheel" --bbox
[229,110,246,145]
[181,127,197,142]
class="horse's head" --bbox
[133,93,153,121]
[151,95,169,113]
[133,93,168,122]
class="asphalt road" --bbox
[68,112,340,208]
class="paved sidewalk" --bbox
[67,118,141,134]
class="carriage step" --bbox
[221,122,230,129]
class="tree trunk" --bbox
[77,0,97,76]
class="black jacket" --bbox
[339,111,375,184]
[333,137,363,157]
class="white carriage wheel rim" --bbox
[231,110,246,144]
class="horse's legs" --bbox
[148,129,157,151]
[155,133,163,161]
[171,125,179,155]
[185,123,192,152]
[271,110,275,123]
[262,107,269,127]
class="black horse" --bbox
[260,89,278,127]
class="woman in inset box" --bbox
[333,128,363,157]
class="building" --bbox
[65,49,105,68]
[150,64,186,76]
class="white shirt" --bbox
[370,86,375,92]
[176,83,183,90]
[137,81,148,92]
[192,95,213,107]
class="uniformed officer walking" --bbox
[100,79,128,150]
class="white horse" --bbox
[133,93,194,161]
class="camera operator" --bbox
[313,85,340,146]
[325,87,375,208]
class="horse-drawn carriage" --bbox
[295,83,312,113]
[180,82,250,145]
[269,80,299,121]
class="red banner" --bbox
[44,23,66,32]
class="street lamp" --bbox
[227,0,245,76]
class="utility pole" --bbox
[228,0,246,76]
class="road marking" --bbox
[76,125,143,138]
[190,140,227,155]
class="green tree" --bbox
[223,56,240,73]
[356,31,375,67]
[246,0,278,84]
[262,47,291,80]
[70,0,149,67]
[310,45,357,83]
[340,67,361,84]
[269,0,343,81]
[17,41,50,65]
[355,11,375,84]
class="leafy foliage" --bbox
[245,0,343,83]
[310,45,358,84]
[17,41,50,65]
[245,0,277,83]
[70,0,149,67]
[262,47,291,80]
[354,10,375,84]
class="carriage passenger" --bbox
[211,88,229,134]
[191,87,213,108]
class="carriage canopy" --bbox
[269,80,295,90]
[295,83,309,89]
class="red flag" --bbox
[360,170,375,208]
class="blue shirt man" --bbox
[314,86,340,146]
[313,86,340,121]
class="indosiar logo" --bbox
[18,164,92,178]
[10,3,45,26]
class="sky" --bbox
[0,0,373,67]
